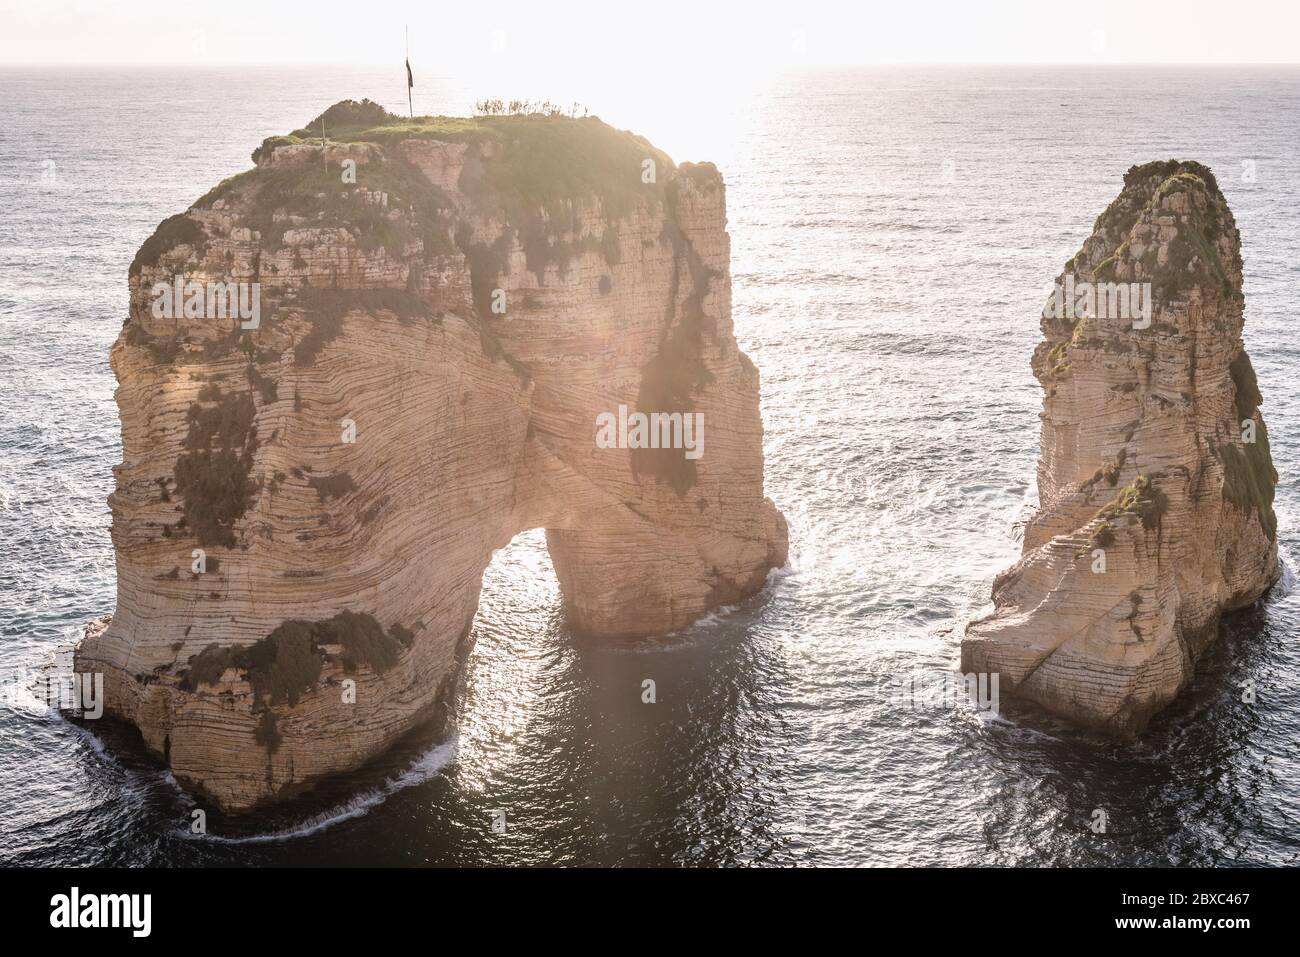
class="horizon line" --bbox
[3,60,1300,69]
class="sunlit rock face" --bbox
[963,160,1278,737]
[75,101,788,812]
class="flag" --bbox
[405,27,414,118]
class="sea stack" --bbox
[76,100,788,811]
[963,160,1278,736]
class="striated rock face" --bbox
[76,100,787,811]
[963,160,1278,737]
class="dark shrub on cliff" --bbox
[309,98,394,131]
[243,621,323,707]
[180,643,244,691]
[321,610,402,675]
[173,386,259,548]
[255,709,282,752]
[129,214,206,277]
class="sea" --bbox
[1,65,1298,866]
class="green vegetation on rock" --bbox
[1096,474,1169,532]
[241,100,672,315]
[240,620,323,706]
[1230,350,1264,422]
[133,98,685,381]
[1123,159,1219,195]
[1220,351,1277,540]
[1080,159,1239,303]
[1082,449,1127,491]
[256,99,672,220]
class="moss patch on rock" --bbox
[1220,350,1278,540]
[245,363,278,404]
[455,225,515,320]
[326,610,404,675]
[1220,440,1277,541]
[1230,350,1264,422]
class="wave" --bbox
[1272,548,1296,599]
[182,737,459,845]
[46,706,119,764]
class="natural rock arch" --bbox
[76,101,787,811]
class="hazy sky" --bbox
[3,0,1299,68]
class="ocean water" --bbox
[1,65,1298,866]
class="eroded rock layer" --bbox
[76,100,788,811]
[963,160,1278,736]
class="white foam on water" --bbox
[42,710,166,818]
[978,710,1065,744]
[680,601,743,632]
[47,707,116,762]
[1272,548,1296,599]
[158,770,197,808]
[184,737,459,845]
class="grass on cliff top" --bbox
[1123,159,1220,196]
[248,99,676,222]
[152,98,684,327]
[1090,159,1224,250]
[183,99,675,311]
[195,153,457,263]
[1068,158,1239,304]
[261,98,482,150]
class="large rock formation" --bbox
[963,160,1278,737]
[76,100,787,811]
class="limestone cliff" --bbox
[963,160,1278,737]
[76,100,788,811]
